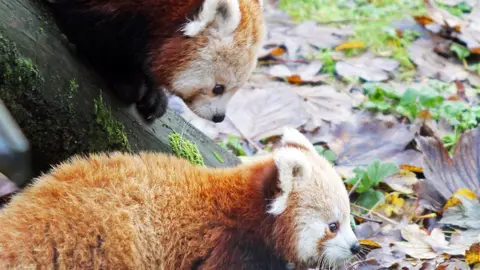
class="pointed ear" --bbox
[266,148,312,215]
[181,0,242,37]
[280,127,317,154]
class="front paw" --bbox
[136,87,168,122]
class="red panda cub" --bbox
[46,0,265,123]
[0,127,360,269]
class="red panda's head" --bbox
[154,0,265,123]
[265,128,360,268]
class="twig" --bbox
[351,203,399,225]
[348,257,376,269]
[348,176,362,196]
[350,212,382,224]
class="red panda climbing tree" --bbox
[0,0,240,187]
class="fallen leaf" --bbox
[394,224,440,259]
[466,243,480,265]
[394,224,469,260]
[400,164,424,173]
[380,193,406,217]
[359,239,382,250]
[354,221,382,240]
[439,194,480,229]
[291,20,354,50]
[313,113,423,173]
[384,170,420,195]
[271,46,286,57]
[444,188,477,210]
[294,85,355,128]
[415,125,480,212]
[216,83,310,141]
[268,64,292,78]
[335,52,399,82]
[335,41,366,51]
[267,61,325,85]
[408,39,470,83]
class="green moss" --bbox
[92,95,131,152]
[0,32,131,179]
[169,132,205,166]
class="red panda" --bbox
[0,127,360,269]
[46,0,265,123]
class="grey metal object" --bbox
[0,99,31,187]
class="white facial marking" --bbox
[272,128,358,267]
[324,217,358,265]
[281,127,317,154]
[181,0,241,37]
[268,148,312,216]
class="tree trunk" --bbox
[0,0,240,188]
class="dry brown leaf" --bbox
[216,83,310,141]
[394,224,440,259]
[384,170,420,195]
[422,0,466,30]
[313,113,422,173]
[418,0,480,53]
[293,85,354,128]
[408,39,470,83]
[267,61,325,85]
[291,20,354,50]
[444,188,477,210]
[439,194,480,229]
[466,243,480,265]
[394,224,470,260]
[359,239,382,250]
[335,52,399,82]
[400,164,424,173]
[271,46,286,57]
[415,125,480,212]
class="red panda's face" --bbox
[171,46,259,123]
[169,0,265,123]
[268,128,360,269]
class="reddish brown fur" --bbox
[81,0,265,95]
[47,0,265,122]
[0,152,301,269]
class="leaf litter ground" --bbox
[172,0,480,269]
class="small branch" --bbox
[348,177,362,196]
[350,212,383,224]
[351,203,399,225]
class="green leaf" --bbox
[400,88,419,105]
[226,135,247,156]
[366,160,399,186]
[314,146,337,164]
[356,189,385,209]
[450,43,470,60]
[419,91,443,108]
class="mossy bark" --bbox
[0,0,240,186]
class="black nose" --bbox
[212,114,225,123]
[350,242,361,255]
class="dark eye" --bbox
[213,84,225,96]
[328,222,339,233]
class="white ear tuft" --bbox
[181,0,242,37]
[267,148,312,215]
[281,126,316,154]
